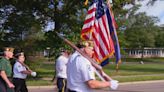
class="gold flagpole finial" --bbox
[84,0,89,6]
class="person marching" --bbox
[56,49,69,92]
[67,41,119,92]
[0,47,15,92]
[12,52,36,92]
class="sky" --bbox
[124,0,164,25]
[137,0,164,25]
[139,0,164,25]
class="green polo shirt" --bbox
[0,57,12,77]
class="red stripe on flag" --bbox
[99,16,111,52]
[83,17,95,25]
[87,8,96,15]
[92,25,106,58]
[81,27,93,33]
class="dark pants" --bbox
[57,78,67,92]
[0,77,15,92]
[13,78,28,92]
[68,89,76,92]
[0,77,6,92]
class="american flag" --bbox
[81,0,120,66]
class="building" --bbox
[124,48,164,58]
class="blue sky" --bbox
[124,0,164,25]
[137,0,164,25]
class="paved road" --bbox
[28,80,164,92]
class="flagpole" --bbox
[55,32,112,81]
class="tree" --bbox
[0,0,83,54]
[124,10,159,47]
[0,1,45,51]
[155,28,164,47]
[0,0,160,57]
[123,5,160,60]
[0,1,120,49]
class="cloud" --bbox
[137,0,164,25]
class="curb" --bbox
[28,85,56,89]
[120,80,164,85]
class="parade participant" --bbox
[13,52,36,92]
[67,41,119,92]
[56,49,69,92]
[0,47,15,92]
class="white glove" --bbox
[31,72,37,77]
[110,80,119,90]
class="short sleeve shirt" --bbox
[13,61,27,79]
[56,55,68,78]
[0,57,12,77]
[67,51,95,92]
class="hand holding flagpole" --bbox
[55,32,119,90]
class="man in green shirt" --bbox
[0,47,15,92]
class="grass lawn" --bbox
[26,58,164,86]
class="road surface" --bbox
[28,80,164,92]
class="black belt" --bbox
[13,78,25,80]
[57,77,66,80]
[68,89,77,92]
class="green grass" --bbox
[35,63,55,78]
[121,57,164,63]
[27,79,53,86]
[102,63,164,82]
[26,58,164,86]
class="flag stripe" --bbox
[97,20,110,55]
[81,0,120,66]
[92,30,106,58]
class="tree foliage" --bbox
[155,28,164,47]
[124,10,160,48]
[0,0,163,57]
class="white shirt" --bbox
[67,51,95,92]
[13,61,27,79]
[56,55,69,79]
